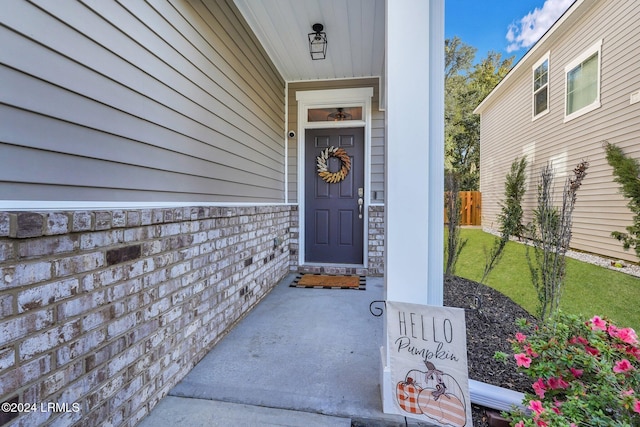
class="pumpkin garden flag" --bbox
[386,301,472,426]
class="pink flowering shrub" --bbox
[503,313,640,426]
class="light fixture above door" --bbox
[308,23,327,60]
[327,108,351,121]
[307,106,362,122]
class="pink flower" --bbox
[621,389,635,397]
[532,378,546,398]
[515,353,532,368]
[569,367,583,378]
[547,377,569,390]
[634,399,640,414]
[525,344,539,357]
[590,315,607,331]
[616,328,638,345]
[613,359,634,373]
[529,399,545,415]
[514,422,525,427]
[585,346,600,356]
[627,346,640,361]
[515,332,527,343]
[536,418,548,427]
[570,336,589,346]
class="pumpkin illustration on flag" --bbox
[395,362,468,427]
[396,376,422,414]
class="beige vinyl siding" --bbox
[286,78,384,203]
[479,1,640,263]
[0,0,285,203]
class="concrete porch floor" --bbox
[138,273,432,426]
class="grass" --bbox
[449,228,640,331]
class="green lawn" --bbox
[449,228,640,331]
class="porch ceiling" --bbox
[233,0,385,82]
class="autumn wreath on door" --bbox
[316,146,351,183]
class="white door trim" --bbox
[296,87,374,267]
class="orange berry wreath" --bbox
[316,146,351,183]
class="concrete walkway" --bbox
[138,273,431,426]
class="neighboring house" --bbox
[475,0,640,264]
[0,1,443,425]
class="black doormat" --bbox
[290,273,366,290]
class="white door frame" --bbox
[295,87,374,267]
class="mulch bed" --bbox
[444,275,537,427]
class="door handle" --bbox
[358,197,363,219]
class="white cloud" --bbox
[506,0,574,53]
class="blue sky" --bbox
[445,0,574,65]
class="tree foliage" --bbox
[444,171,468,276]
[481,156,529,285]
[527,161,589,321]
[445,37,513,190]
[471,157,528,311]
[498,156,529,238]
[603,141,640,259]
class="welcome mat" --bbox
[290,273,366,290]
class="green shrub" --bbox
[502,312,640,426]
[527,161,588,320]
[604,142,640,260]
[480,156,528,285]
[498,156,528,238]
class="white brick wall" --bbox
[0,205,292,426]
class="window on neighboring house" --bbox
[532,53,550,119]
[565,40,602,122]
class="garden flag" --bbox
[386,301,472,426]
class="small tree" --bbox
[603,141,640,260]
[444,171,467,276]
[498,156,528,239]
[527,160,589,321]
[479,157,528,284]
[471,157,528,310]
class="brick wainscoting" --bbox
[0,205,293,427]
[368,205,385,276]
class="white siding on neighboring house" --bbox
[0,0,285,205]
[477,0,640,263]
[286,78,384,204]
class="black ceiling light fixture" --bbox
[308,23,327,60]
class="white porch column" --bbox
[381,0,444,415]
[384,0,444,305]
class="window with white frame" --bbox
[564,40,602,121]
[532,53,550,119]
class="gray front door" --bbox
[305,128,364,264]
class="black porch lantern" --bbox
[308,23,327,60]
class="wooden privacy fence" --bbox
[444,191,482,226]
